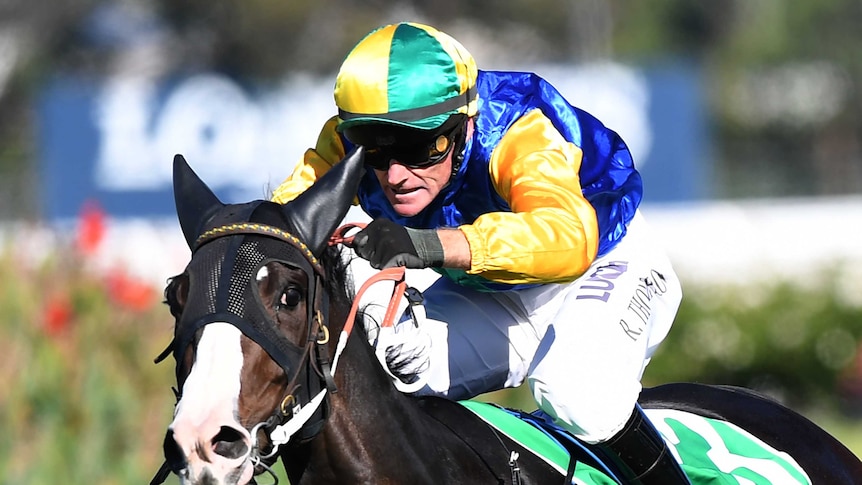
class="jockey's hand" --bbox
[352,218,444,269]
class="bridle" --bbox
[152,221,407,484]
[189,221,336,440]
[259,222,409,447]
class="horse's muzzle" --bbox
[163,423,255,485]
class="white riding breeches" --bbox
[353,211,682,444]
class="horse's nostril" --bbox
[163,429,188,471]
[212,426,249,459]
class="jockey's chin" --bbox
[387,191,433,217]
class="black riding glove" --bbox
[353,218,445,269]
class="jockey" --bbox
[273,22,687,484]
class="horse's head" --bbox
[160,148,364,485]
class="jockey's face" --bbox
[373,149,453,218]
[364,117,472,218]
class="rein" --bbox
[265,263,407,450]
[329,222,407,337]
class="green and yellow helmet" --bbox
[334,22,478,131]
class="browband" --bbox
[194,222,323,275]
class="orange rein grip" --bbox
[341,267,407,336]
[329,222,367,248]
[332,223,407,335]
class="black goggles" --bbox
[342,115,466,171]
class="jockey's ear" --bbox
[281,146,365,257]
[172,154,224,249]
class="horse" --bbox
[152,147,862,485]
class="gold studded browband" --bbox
[194,223,323,275]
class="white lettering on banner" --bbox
[93,73,333,199]
[91,66,651,199]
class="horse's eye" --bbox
[165,274,189,318]
[280,287,303,308]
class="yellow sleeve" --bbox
[271,116,347,204]
[458,108,599,284]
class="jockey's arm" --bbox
[438,228,471,269]
[455,109,599,284]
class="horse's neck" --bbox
[333,331,418,415]
[294,333,430,482]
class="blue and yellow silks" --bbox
[273,70,642,291]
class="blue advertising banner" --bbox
[37,63,710,221]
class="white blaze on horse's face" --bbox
[168,322,255,485]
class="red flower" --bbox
[106,270,157,312]
[43,293,73,336]
[77,200,106,257]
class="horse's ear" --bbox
[173,154,225,248]
[283,146,365,256]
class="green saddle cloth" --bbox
[460,401,811,485]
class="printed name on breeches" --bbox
[575,261,669,341]
[575,261,629,303]
[619,270,668,340]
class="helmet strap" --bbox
[451,116,472,176]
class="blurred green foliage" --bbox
[0,247,175,484]
[644,268,862,412]
[2,244,860,482]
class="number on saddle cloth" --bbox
[459,401,813,485]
